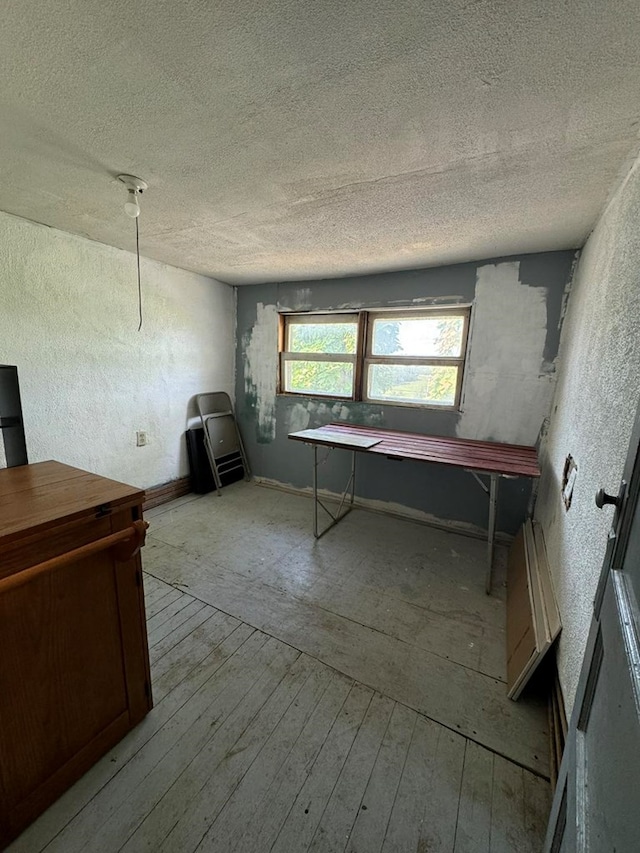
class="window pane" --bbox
[288,322,357,354]
[371,315,464,357]
[285,360,354,397]
[367,364,458,406]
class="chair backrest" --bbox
[196,392,233,419]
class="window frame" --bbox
[363,307,470,410]
[278,312,362,400]
[278,306,470,410]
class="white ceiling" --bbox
[1,0,639,285]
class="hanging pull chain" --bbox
[117,175,147,332]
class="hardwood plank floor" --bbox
[142,484,548,776]
[8,485,551,852]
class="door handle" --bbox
[595,481,626,509]
[595,488,618,509]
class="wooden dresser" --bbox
[0,461,152,848]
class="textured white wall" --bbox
[0,211,235,488]
[536,157,640,713]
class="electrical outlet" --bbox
[136,430,148,447]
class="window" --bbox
[279,314,359,398]
[279,307,469,409]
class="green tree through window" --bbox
[281,310,468,407]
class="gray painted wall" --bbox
[535,157,640,713]
[236,252,575,534]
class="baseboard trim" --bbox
[253,476,513,544]
[143,476,192,511]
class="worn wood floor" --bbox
[10,483,551,852]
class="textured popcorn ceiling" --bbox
[1,0,639,284]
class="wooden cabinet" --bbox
[0,462,152,849]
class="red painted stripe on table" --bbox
[328,433,536,464]
[326,423,535,453]
[366,449,539,477]
[327,428,540,475]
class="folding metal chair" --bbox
[195,392,250,495]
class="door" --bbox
[545,402,640,852]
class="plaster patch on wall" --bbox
[295,288,313,310]
[277,287,313,313]
[244,302,278,443]
[283,398,385,432]
[360,406,385,427]
[458,261,552,445]
[388,295,466,306]
[277,299,378,312]
[288,402,311,433]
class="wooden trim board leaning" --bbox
[507,519,562,700]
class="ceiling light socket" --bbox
[118,174,148,194]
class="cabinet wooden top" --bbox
[0,461,144,545]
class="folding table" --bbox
[288,423,540,594]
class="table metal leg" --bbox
[486,473,499,594]
[311,445,357,539]
[350,449,356,506]
[313,445,319,538]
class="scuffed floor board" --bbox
[9,576,550,853]
[143,481,548,777]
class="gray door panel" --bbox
[545,401,640,852]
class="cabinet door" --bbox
[0,511,150,846]
[110,508,153,725]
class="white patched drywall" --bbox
[536,157,640,713]
[458,261,555,445]
[243,302,278,441]
[0,211,235,488]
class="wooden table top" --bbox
[289,423,540,478]
[0,461,144,545]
